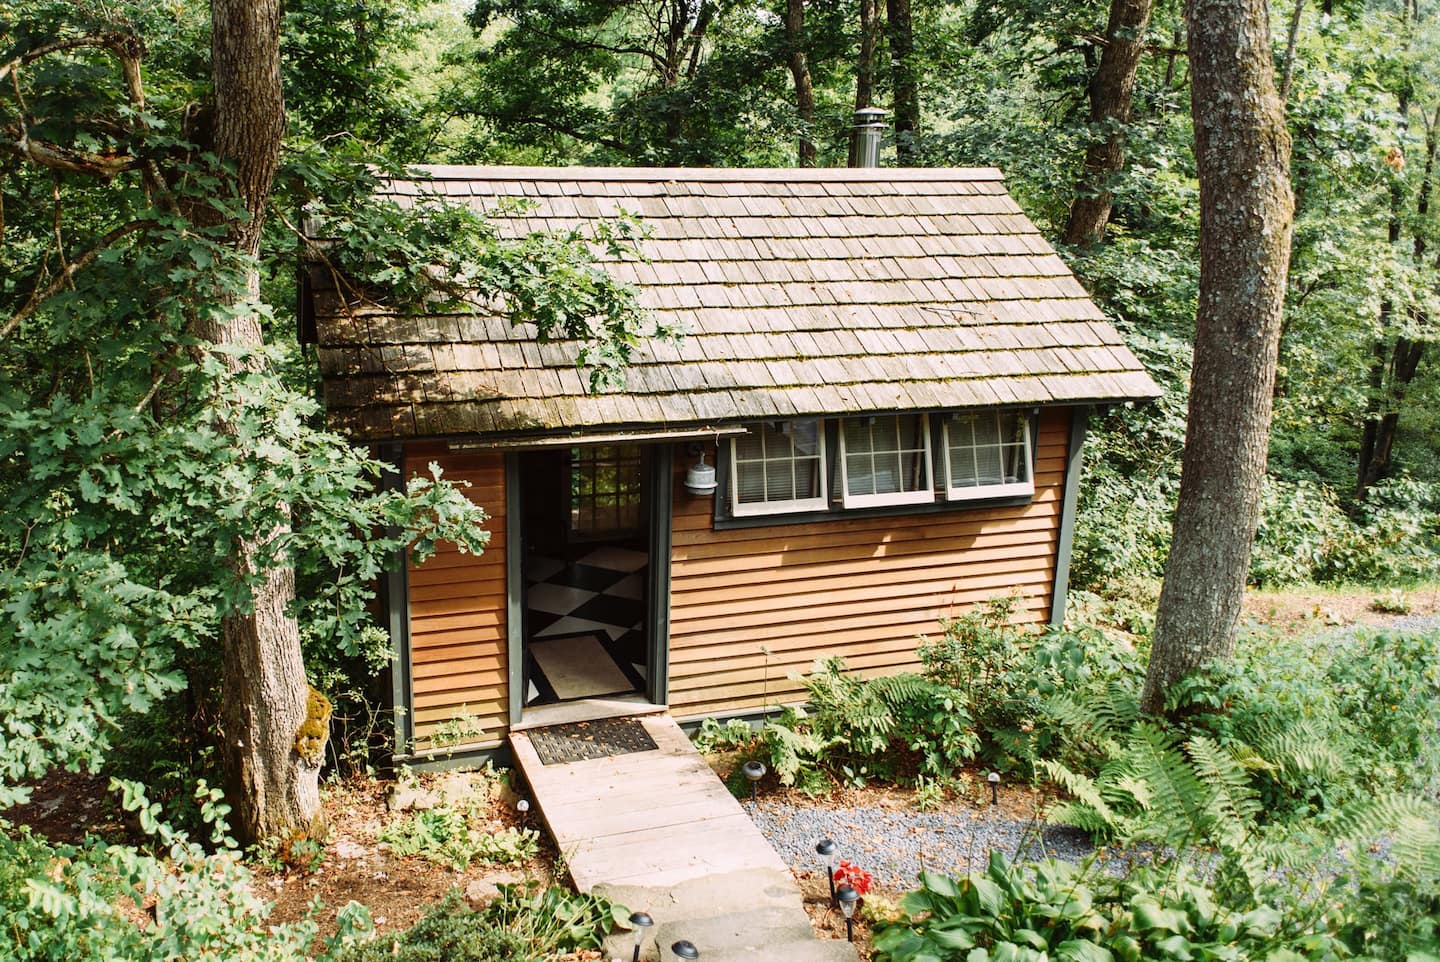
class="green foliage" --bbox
[872,854,1344,962]
[753,658,980,793]
[690,717,757,754]
[0,780,371,961]
[335,884,628,962]
[378,805,540,872]
[334,891,529,962]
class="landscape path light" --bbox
[837,884,861,942]
[741,760,766,804]
[517,797,531,828]
[627,911,654,962]
[815,837,838,905]
[987,771,1000,806]
[670,940,699,962]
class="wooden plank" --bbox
[510,716,788,892]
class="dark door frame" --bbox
[505,444,673,726]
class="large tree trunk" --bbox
[201,0,318,844]
[1062,0,1154,248]
[784,0,817,166]
[885,0,919,163]
[1139,0,1294,715]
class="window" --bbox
[570,444,643,537]
[730,420,827,516]
[942,410,1033,500]
[839,414,934,508]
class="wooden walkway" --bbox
[510,713,789,891]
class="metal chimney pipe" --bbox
[850,107,888,168]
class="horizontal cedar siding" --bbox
[405,444,508,749]
[668,408,1072,720]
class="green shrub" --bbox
[334,891,530,962]
[755,659,980,792]
[872,854,1342,962]
[1326,628,1440,796]
[1251,478,1351,587]
[378,805,539,871]
[1,780,370,962]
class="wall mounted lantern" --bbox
[684,447,717,496]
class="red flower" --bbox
[833,859,874,895]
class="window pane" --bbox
[846,452,875,496]
[946,411,1030,494]
[733,420,825,511]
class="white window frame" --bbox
[729,420,829,517]
[838,414,935,509]
[941,410,1035,501]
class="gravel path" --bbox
[747,799,1097,891]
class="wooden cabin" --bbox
[308,166,1159,767]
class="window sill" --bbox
[712,492,1034,530]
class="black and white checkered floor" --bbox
[524,546,647,706]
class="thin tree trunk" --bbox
[784,0,816,166]
[201,0,319,844]
[1279,0,1305,104]
[885,0,919,163]
[849,0,879,165]
[1062,0,1154,248]
[1140,0,1294,715]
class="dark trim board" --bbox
[1050,406,1089,627]
[505,452,525,727]
[379,442,414,759]
[646,444,674,705]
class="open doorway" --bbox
[518,444,650,709]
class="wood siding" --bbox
[667,408,1074,719]
[404,445,509,749]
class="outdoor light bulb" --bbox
[837,885,860,919]
[628,912,654,962]
[670,940,700,962]
[517,798,531,813]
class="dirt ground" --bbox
[1242,581,1440,630]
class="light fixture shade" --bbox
[815,838,838,860]
[742,760,767,782]
[837,884,860,918]
[671,939,700,961]
[684,455,717,495]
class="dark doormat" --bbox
[527,717,659,766]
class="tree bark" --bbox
[885,0,919,163]
[1139,0,1294,715]
[784,0,817,166]
[200,0,318,844]
[1062,0,1154,248]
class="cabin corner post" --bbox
[505,452,525,728]
[378,442,415,759]
[1050,406,1090,627]
[647,444,675,705]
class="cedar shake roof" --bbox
[312,166,1160,442]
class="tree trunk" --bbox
[849,0,879,165]
[885,0,919,163]
[202,0,319,844]
[1278,0,1305,105]
[784,0,817,166]
[1139,0,1294,715]
[1062,0,1154,248]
